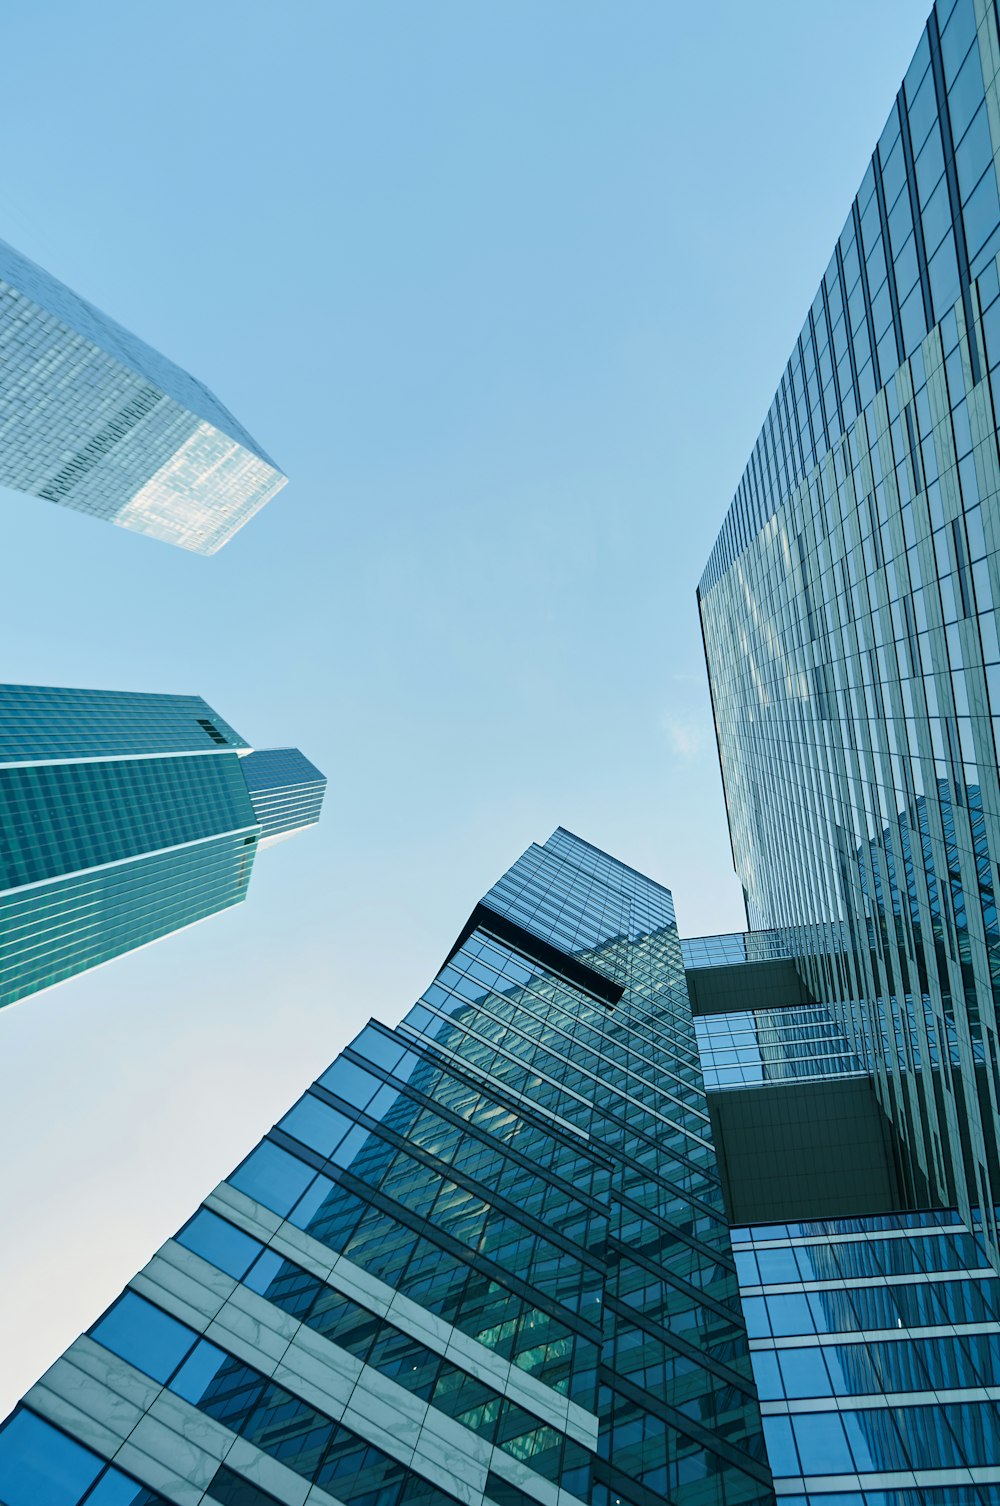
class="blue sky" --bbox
[0,0,930,1414]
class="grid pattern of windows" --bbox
[700,0,1000,1261]
[239,747,327,842]
[735,1211,1000,1501]
[683,931,798,969]
[0,1409,169,1506]
[702,0,1000,596]
[0,236,285,553]
[1,831,774,1506]
[0,754,256,889]
[481,828,676,993]
[0,722,260,1010]
[0,834,257,1007]
[0,683,249,762]
[695,1006,867,1088]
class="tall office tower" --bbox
[0,238,285,553]
[0,830,775,1506]
[683,935,1000,1498]
[699,0,1000,1262]
[0,683,325,1010]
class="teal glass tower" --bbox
[0,684,325,1011]
[240,749,327,847]
[0,829,774,1506]
[0,238,285,553]
[699,0,1000,1266]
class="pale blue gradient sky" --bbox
[0,0,929,1414]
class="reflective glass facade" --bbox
[0,829,773,1506]
[694,1007,866,1091]
[0,237,286,553]
[737,1210,1000,1503]
[239,749,327,846]
[0,684,324,1010]
[699,0,1000,1259]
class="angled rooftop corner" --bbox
[0,237,286,554]
[238,747,327,847]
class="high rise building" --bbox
[684,935,1000,1499]
[0,829,775,1506]
[0,238,285,554]
[9,2,1000,1502]
[0,683,325,1011]
[699,0,1000,1264]
[4,828,1000,1504]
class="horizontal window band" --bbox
[745,1267,995,1294]
[773,1464,1000,1493]
[0,826,260,897]
[750,1319,1000,1348]
[762,1384,1000,1412]
[0,746,244,769]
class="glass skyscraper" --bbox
[240,750,328,847]
[684,931,1000,1499]
[736,1209,1000,1500]
[0,683,325,1010]
[9,1,1000,1501]
[699,0,1000,1265]
[4,828,1000,1504]
[0,829,774,1506]
[0,237,285,553]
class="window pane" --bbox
[176,1209,261,1280]
[229,1140,316,1216]
[86,1469,170,1505]
[349,1026,404,1073]
[206,1464,285,1505]
[791,1412,854,1473]
[779,1346,833,1398]
[90,1292,193,1383]
[278,1095,352,1158]
[0,1410,103,1506]
[317,1059,382,1111]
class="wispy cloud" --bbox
[660,712,708,759]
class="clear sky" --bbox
[0,0,930,1416]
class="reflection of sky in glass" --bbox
[682,923,850,970]
[0,238,273,460]
[682,930,792,969]
[695,1006,865,1088]
[730,1208,1000,1488]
